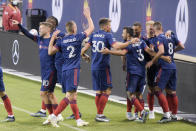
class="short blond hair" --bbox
[146,20,155,26]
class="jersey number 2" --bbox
[67,46,76,58]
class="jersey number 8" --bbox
[168,42,174,55]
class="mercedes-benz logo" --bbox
[12,40,19,65]
[52,0,63,23]
[176,0,189,44]
[109,0,121,33]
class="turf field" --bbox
[0,73,195,131]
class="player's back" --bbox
[57,32,86,71]
[156,34,178,69]
[89,30,115,70]
[126,40,147,76]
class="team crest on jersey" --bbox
[157,41,159,46]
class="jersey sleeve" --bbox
[77,32,87,42]
[18,24,39,43]
[172,34,181,46]
[157,37,164,47]
[106,33,116,46]
[54,38,62,51]
[142,41,148,50]
[88,34,93,45]
[125,45,132,52]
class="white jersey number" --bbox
[92,41,105,52]
[168,42,174,55]
[67,46,76,58]
[136,49,144,61]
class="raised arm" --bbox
[83,7,94,37]
[12,20,38,42]
[48,30,60,55]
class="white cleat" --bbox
[126,112,136,121]
[43,115,51,125]
[49,114,59,127]
[57,114,64,122]
[77,119,89,127]
[149,111,155,119]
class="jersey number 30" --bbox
[92,41,105,52]
[67,46,76,58]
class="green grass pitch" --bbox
[0,73,195,131]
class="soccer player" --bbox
[47,7,94,127]
[164,32,184,121]
[100,27,159,123]
[146,21,184,123]
[30,16,66,119]
[121,26,136,121]
[81,18,135,122]
[12,20,63,124]
[0,59,15,122]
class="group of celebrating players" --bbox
[0,6,184,127]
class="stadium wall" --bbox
[22,0,196,57]
[0,31,196,114]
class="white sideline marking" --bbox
[0,102,87,131]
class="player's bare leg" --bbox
[0,91,15,122]
[95,88,111,122]
[165,89,178,121]
[147,87,155,119]
[154,87,171,123]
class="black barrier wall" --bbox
[0,31,196,114]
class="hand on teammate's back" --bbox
[52,30,61,39]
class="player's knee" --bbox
[105,88,112,95]
[154,86,161,92]
[40,91,47,97]
[0,91,6,97]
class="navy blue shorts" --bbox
[92,68,112,91]
[40,70,57,92]
[155,68,177,91]
[126,72,146,94]
[55,62,63,84]
[0,68,5,92]
[62,68,80,93]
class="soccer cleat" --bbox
[135,111,148,123]
[43,115,51,125]
[171,115,178,122]
[48,114,59,127]
[77,119,89,127]
[66,112,82,119]
[149,111,155,119]
[134,112,139,120]
[2,116,15,122]
[158,116,171,123]
[141,111,148,123]
[126,112,136,121]
[95,115,110,122]
[57,114,64,122]
[30,110,46,117]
